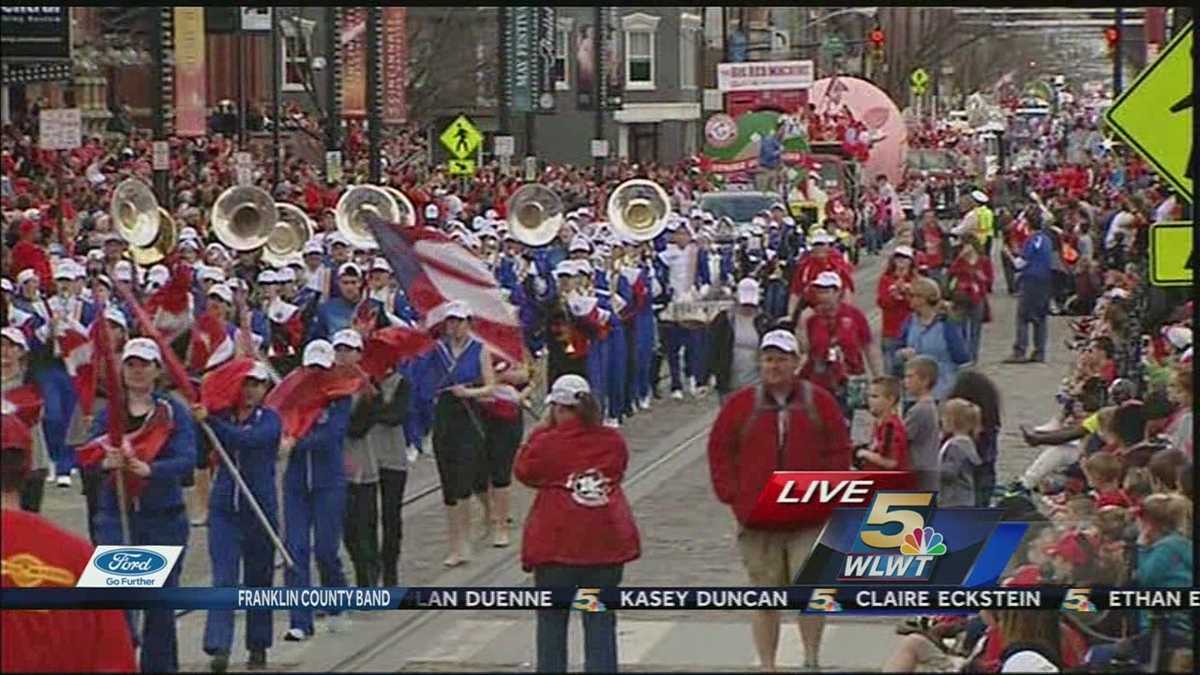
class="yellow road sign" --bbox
[1149,222,1194,287]
[1104,23,1193,202]
[440,115,482,159]
[447,158,476,176]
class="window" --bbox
[680,13,701,90]
[554,28,569,90]
[622,12,660,90]
[281,18,315,92]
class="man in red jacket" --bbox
[707,330,851,671]
[1,414,137,672]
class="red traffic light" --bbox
[869,28,886,47]
[1104,26,1119,46]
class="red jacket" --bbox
[947,254,994,305]
[799,303,873,392]
[514,418,641,570]
[708,378,852,527]
[876,271,913,339]
[9,240,52,292]
[788,253,856,298]
[1,509,136,672]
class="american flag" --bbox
[367,217,525,365]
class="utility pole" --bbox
[153,7,171,207]
[1112,6,1123,94]
[498,7,509,136]
[271,8,281,189]
[593,5,604,182]
[366,7,382,183]
[236,24,246,149]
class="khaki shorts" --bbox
[736,526,821,587]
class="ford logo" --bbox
[94,549,168,577]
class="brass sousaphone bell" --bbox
[262,202,314,267]
[211,185,278,251]
[505,183,564,247]
[608,178,672,242]
[334,185,403,249]
[381,187,417,229]
[110,178,161,247]
[129,208,179,266]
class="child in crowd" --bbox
[937,398,982,507]
[857,376,909,471]
[1082,451,1132,509]
[903,357,941,492]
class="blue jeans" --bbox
[881,337,903,377]
[532,564,624,673]
[1014,276,1050,358]
[961,302,984,363]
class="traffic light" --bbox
[869,27,886,62]
[1104,26,1120,57]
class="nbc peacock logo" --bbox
[900,527,948,556]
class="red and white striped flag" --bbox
[368,220,525,365]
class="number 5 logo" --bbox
[858,492,935,550]
[572,588,606,613]
[806,588,842,612]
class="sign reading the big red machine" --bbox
[717,60,814,93]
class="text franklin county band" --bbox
[856,590,1041,608]
[237,589,392,609]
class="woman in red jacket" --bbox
[514,374,640,674]
[877,245,916,376]
[946,236,994,364]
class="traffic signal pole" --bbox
[1112,7,1123,94]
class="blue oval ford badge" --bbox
[94,549,168,576]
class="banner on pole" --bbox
[341,8,367,118]
[173,7,208,137]
[382,8,408,124]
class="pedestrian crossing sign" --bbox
[447,158,477,176]
[1104,23,1192,202]
[1149,221,1194,287]
[440,115,483,160]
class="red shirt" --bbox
[1,509,136,673]
[788,253,856,299]
[876,271,913,339]
[799,303,873,392]
[708,378,852,527]
[1094,488,1132,509]
[866,413,908,471]
[514,418,641,570]
[947,254,994,304]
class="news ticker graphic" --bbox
[2,587,1199,613]
[746,471,915,529]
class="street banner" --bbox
[173,7,208,137]
[341,8,367,118]
[38,108,81,151]
[717,60,814,93]
[505,8,537,113]
[0,6,71,61]
[575,8,622,111]
[701,110,809,174]
[534,7,556,113]
[382,7,408,124]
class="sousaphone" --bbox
[505,183,564,247]
[335,185,402,248]
[211,185,278,251]
[608,179,672,242]
[381,186,417,228]
[110,178,161,247]
[262,202,314,267]
[129,208,179,266]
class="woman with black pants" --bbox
[515,374,641,673]
[475,355,530,548]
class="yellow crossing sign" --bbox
[440,115,482,160]
[1104,23,1193,202]
[1149,222,1194,287]
[447,158,476,176]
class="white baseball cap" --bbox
[568,235,592,253]
[327,233,351,248]
[16,269,38,286]
[303,240,324,256]
[371,257,392,273]
[554,261,576,278]
[246,361,272,382]
[275,266,297,283]
[1,327,28,351]
[971,190,989,204]
[337,262,363,278]
[198,266,226,283]
[257,269,279,284]
[810,230,835,245]
[424,204,439,218]
[207,284,234,305]
[0,278,12,293]
[737,278,761,306]
[302,340,335,369]
[760,329,799,355]
[547,374,591,406]
[812,271,843,289]
[122,337,162,364]
[112,261,135,283]
[147,265,171,286]
[444,300,472,320]
[332,328,364,350]
[104,306,129,330]
[893,245,915,259]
